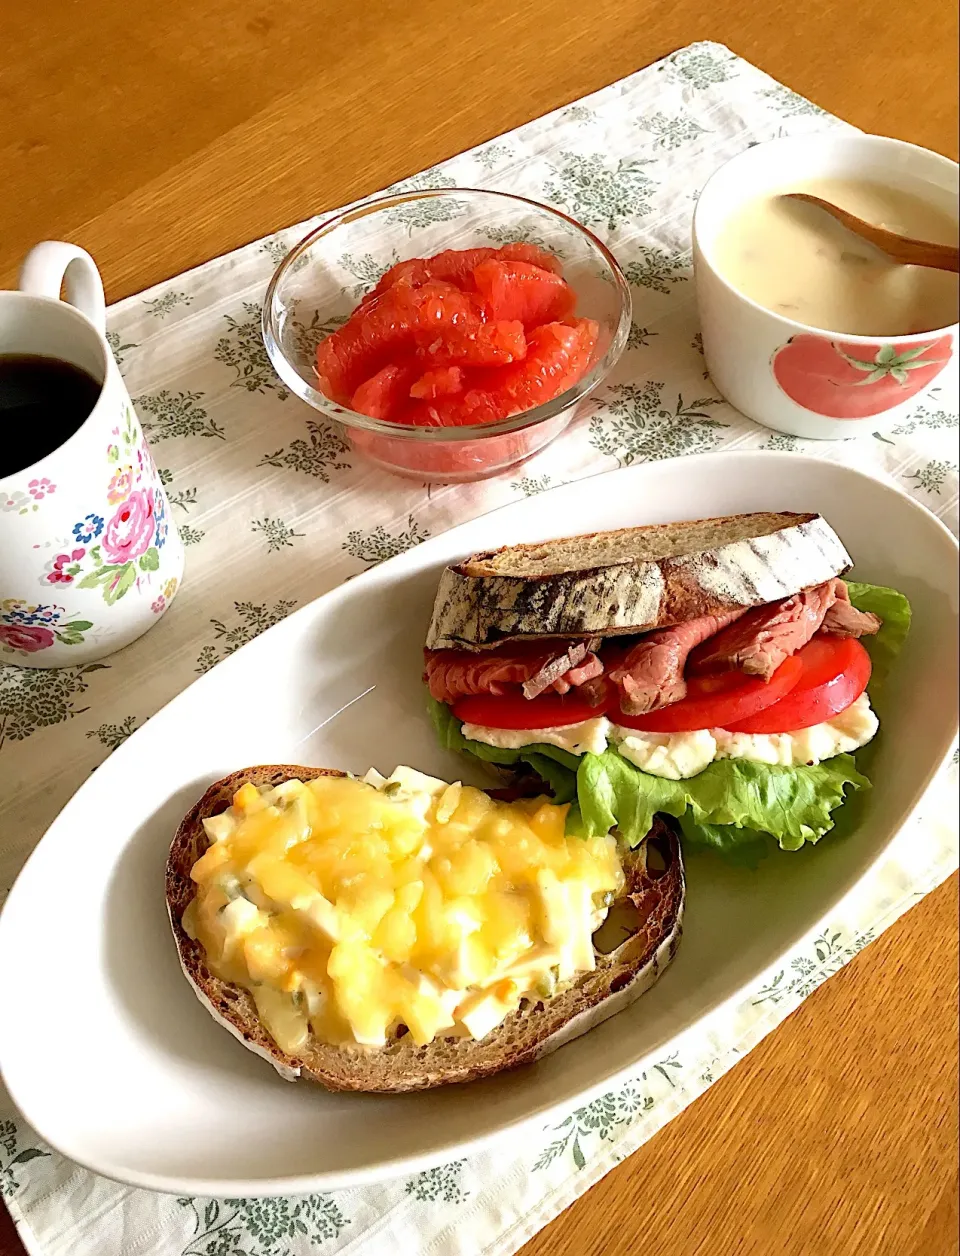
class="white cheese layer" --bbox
[461,716,612,756]
[611,693,878,780]
[714,691,879,768]
[611,727,717,781]
[461,694,879,781]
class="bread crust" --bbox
[166,766,684,1092]
[425,511,852,651]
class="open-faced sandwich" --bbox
[425,511,911,858]
[166,764,683,1091]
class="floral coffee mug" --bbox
[0,242,183,667]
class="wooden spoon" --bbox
[784,192,960,273]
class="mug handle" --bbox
[19,241,107,334]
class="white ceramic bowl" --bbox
[693,134,959,439]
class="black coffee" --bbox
[0,354,102,478]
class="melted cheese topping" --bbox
[183,768,623,1055]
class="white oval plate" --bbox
[0,452,956,1197]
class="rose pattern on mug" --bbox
[2,404,175,657]
[0,600,93,656]
[771,334,954,420]
[40,403,171,606]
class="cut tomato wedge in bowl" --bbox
[722,635,872,734]
[612,654,803,734]
[452,684,609,730]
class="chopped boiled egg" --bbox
[295,893,340,942]
[456,982,523,1040]
[186,768,623,1055]
[220,895,264,938]
[202,812,236,843]
[251,985,309,1054]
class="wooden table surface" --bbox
[1,2,957,1253]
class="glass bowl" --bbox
[262,188,632,482]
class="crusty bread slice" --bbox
[425,511,851,650]
[166,766,684,1093]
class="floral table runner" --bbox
[1,41,957,1256]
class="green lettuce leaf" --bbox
[676,813,773,869]
[575,748,871,851]
[519,754,579,804]
[427,696,579,801]
[844,580,912,689]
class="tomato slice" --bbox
[722,635,871,734]
[611,654,804,734]
[452,684,609,730]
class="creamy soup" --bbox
[712,178,959,335]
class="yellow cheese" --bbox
[188,768,623,1053]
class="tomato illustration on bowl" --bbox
[771,334,953,418]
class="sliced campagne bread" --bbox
[425,510,852,650]
[166,765,685,1093]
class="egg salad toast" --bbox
[166,764,683,1092]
